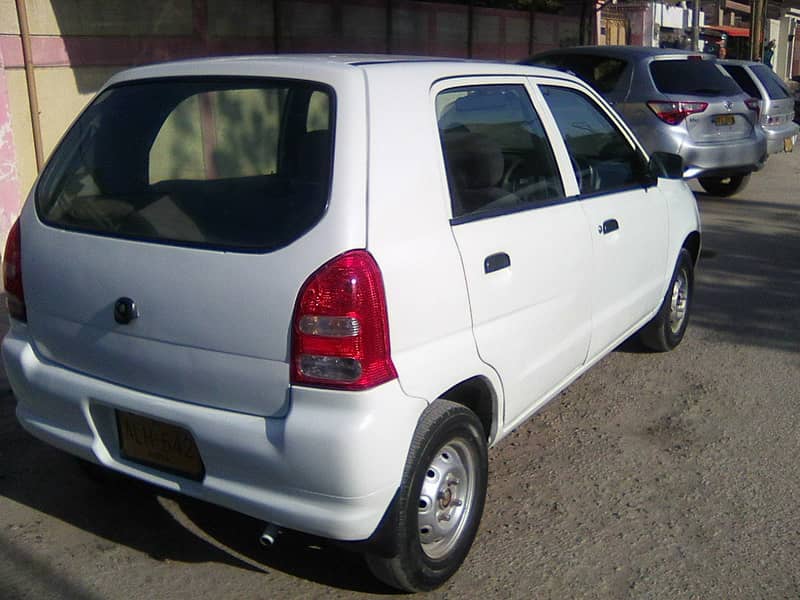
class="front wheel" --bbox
[365,401,488,592]
[639,248,694,352]
[698,173,750,197]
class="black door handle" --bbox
[484,252,510,274]
[601,219,619,234]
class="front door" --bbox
[538,82,668,359]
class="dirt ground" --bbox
[1,151,798,600]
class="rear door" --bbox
[23,76,357,417]
[436,78,592,428]
[537,81,668,359]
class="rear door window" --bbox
[722,64,761,98]
[36,78,334,251]
[749,64,791,99]
[436,84,565,219]
[649,59,741,96]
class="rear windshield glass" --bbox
[534,55,627,94]
[749,64,791,99]
[722,64,761,98]
[36,78,335,251]
[649,59,741,96]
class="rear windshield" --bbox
[534,55,627,94]
[722,64,761,98]
[749,64,791,99]
[36,78,335,251]
[649,59,741,96]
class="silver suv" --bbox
[522,46,768,197]
[719,60,799,155]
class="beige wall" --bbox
[0,2,20,34]
[5,69,35,202]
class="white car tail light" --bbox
[291,250,397,390]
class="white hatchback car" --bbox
[2,56,700,591]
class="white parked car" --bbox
[2,56,701,592]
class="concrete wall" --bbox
[0,0,579,249]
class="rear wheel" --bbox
[365,401,488,592]
[698,174,750,197]
[640,248,694,352]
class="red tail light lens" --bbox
[647,101,708,125]
[745,98,761,121]
[291,250,397,390]
[3,219,26,322]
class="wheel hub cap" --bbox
[669,268,689,334]
[418,440,476,560]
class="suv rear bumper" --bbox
[2,325,427,542]
[764,121,799,154]
[679,135,768,179]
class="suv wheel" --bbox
[698,174,750,197]
[365,401,488,592]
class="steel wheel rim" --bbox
[669,268,689,334]
[417,438,477,560]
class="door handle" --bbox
[600,219,619,234]
[484,252,511,274]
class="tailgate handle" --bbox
[484,252,511,274]
[601,219,619,235]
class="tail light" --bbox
[291,250,397,390]
[3,219,26,322]
[647,101,708,125]
[745,98,761,121]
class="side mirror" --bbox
[648,151,684,180]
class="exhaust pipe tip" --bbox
[259,523,281,547]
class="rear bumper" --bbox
[2,324,427,542]
[678,134,768,179]
[764,122,799,154]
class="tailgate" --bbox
[685,98,754,143]
[19,74,364,417]
[23,222,306,417]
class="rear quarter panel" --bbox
[362,66,503,420]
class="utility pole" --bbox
[691,0,701,50]
[750,0,766,60]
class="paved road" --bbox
[1,151,798,599]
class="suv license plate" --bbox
[713,115,735,126]
[117,410,204,480]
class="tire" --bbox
[697,173,750,197]
[640,248,694,352]
[365,400,488,592]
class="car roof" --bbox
[527,46,714,61]
[104,54,580,89]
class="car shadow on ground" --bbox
[690,194,800,354]
[617,192,798,356]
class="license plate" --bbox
[117,411,204,479]
[713,114,735,126]
[785,137,794,152]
